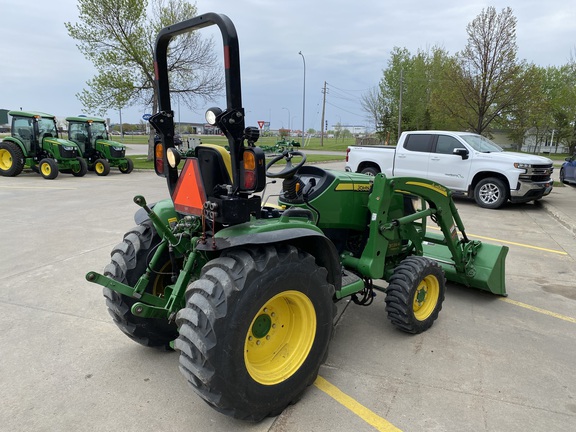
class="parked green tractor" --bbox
[86,13,508,421]
[0,111,87,179]
[66,116,133,175]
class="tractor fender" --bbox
[133,198,178,227]
[2,137,27,155]
[199,225,342,292]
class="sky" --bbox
[1,0,574,132]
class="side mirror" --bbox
[453,148,469,160]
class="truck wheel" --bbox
[119,158,134,174]
[385,256,445,334]
[360,166,379,176]
[94,158,110,176]
[72,157,88,177]
[39,158,59,179]
[474,177,507,209]
[102,221,178,348]
[0,142,25,177]
[175,245,336,421]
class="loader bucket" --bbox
[422,233,508,296]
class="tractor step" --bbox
[337,270,365,299]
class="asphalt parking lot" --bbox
[1,160,575,432]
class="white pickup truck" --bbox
[345,130,554,209]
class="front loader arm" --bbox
[341,174,507,295]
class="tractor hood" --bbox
[96,139,126,149]
[45,137,81,149]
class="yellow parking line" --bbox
[0,185,77,190]
[427,226,567,255]
[500,298,576,324]
[314,375,402,432]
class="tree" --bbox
[360,86,382,132]
[437,7,529,134]
[65,0,223,156]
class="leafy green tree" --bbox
[65,0,223,155]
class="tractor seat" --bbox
[194,144,232,198]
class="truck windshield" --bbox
[460,134,503,153]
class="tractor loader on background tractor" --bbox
[0,111,87,179]
[86,13,509,421]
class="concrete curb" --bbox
[541,200,576,235]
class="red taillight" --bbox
[346,147,350,162]
[243,170,256,190]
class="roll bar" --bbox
[149,13,245,194]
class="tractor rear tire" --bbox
[39,158,58,180]
[102,221,178,348]
[0,142,25,177]
[94,158,110,176]
[175,245,336,421]
[385,256,445,334]
[119,158,134,174]
[72,157,88,177]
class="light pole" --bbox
[282,107,291,131]
[298,51,306,144]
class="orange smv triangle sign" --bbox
[172,158,207,216]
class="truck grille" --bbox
[520,164,553,182]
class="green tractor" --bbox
[66,116,133,176]
[0,111,87,179]
[86,14,508,421]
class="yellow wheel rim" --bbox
[95,162,104,174]
[413,275,440,321]
[244,290,316,385]
[0,149,12,170]
[41,162,52,176]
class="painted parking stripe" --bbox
[314,375,402,432]
[427,226,567,255]
[0,185,77,190]
[500,298,576,324]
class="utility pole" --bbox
[320,81,327,147]
[397,68,403,140]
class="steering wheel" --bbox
[265,150,307,179]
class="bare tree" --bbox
[438,7,529,134]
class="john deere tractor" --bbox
[86,14,508,421]
[66,116,133,175]
[0,111,87,179]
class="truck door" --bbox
[427,134,471,191]
[393,133,432,177]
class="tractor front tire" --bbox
[94,158,110,176]
[175,245,336,421]
[39,158,58,179]
[119,158,134,174]
[0,142,25,177]
[72,157,88,177]
[385,256,445,334]
[102,221,178,348]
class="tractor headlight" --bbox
[167,147,181,168]
[63,146,75,151]
[205,107,223,125]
